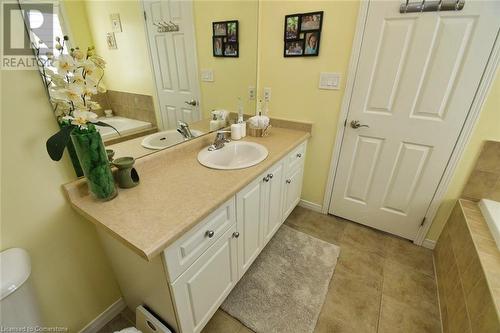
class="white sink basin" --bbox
[198,141,268,170]
[141,129,204,150]
[479,199,500,250]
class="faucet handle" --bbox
[216,130,231,142]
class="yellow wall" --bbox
[194,0,259,118]
[61,0,93,48]
[83,0,155,95]
[0,68,122,330]
[426,70,500,241]
[258,0,360,204]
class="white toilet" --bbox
[0,248,42,326]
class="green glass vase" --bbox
[70,129,117,201]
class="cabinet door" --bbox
[236,177,263,279]
[171,226,238,333]
[262,161,284,245]
[283,166,304,221]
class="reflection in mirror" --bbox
[23,0,259,175]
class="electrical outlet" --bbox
[248,86,256,100]
[263,87,271,102]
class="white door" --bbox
[171,226,238,333]
[142,0,201,130]
[262,161,284,245]
[329,0,500,240]
[236,177,263,279]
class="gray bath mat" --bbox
[221,225,340,333]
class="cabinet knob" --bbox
[206,230,215,238]
[286,179,292,184]
[296,153,302,158]
[268,173,274,179]
[232,231,240,238]
[263,176,270,182]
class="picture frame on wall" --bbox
[212,20,239,58]
[283,11,323,57]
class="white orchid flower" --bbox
[82,59,97,76]
[87,101,101,111]
[71,49,85,62]
[50,83,84,104]
[52,54,76,75]
[63,110,99,129]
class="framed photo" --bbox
[110,13,122,33]
[284,15,300,40]
[106,32,117,49]
[283,11,323,57]
[212,20,239,57]
[227,21,238,42]
[224,42,238,57]
[304,31,320,56]
[213,22,227,36]
[284,40,304,57]
[213,37,224,57]
[300,11,323,31]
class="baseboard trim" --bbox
[298,199,323,213]
[422,239,436,250]
[79,298,127,333]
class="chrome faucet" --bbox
[177,121,194,139]
[208,131,231,151]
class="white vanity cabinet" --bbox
[98,140,307,333]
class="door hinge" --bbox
[420,217,426,227]
[143,11,147,21]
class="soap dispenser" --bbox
[209,112,220,131]
[237,97,246,137]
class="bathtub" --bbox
[479,199,500,250]
[95,116,152,141]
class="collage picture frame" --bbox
[284,11,323,57]
[212,20,239,57]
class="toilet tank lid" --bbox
[0,248,32,300]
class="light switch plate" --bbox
[248,86,256,100]
[201,69,214,82]
[263,87,271,102]
[319,72,340,90]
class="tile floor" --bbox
[99,206,442,333]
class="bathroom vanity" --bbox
[64,127,310,333]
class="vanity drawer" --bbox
[163,198,236,282]
[285,141,307,173]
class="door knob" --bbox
[350,120,369,129]
[185,99,198,106]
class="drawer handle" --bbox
[286,179,292,184]
[268,173,274,179]
[296,153,302,158]
[206,230,215,238]
[263,176,270,182]
[232,231,240,238]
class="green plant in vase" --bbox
[42,36,118,201]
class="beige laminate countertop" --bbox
[64,127,310,261]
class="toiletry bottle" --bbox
[231,122,242,140]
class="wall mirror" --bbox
[21,0,259,176]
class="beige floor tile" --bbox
[316,267,381,333]
[384,236,434,277]
[285,206,347,244]
[378,295,441,333]
[382,260,439,319]
[201,310,244,333]
[340,222,386,258]
[336,245,385,291]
